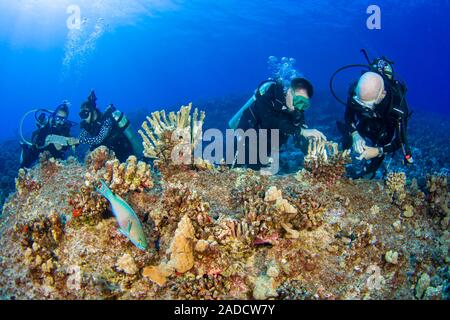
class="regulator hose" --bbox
[19,109,42,146]
[329,64,370,106]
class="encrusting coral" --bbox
[16,212,64,286]
[15,168,42,196]
[169,273,231,300]
[276,280,311,300]
[426,175,449,215]
[143,214,196,286]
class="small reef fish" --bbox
[96,180,148,250]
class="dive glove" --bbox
[352,131,366,154]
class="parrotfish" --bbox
[96,180,148,250]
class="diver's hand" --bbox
[352,132,367,154]
[357,146,381,161]
[68,138,80,146]
[301,129,327,141]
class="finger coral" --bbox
[386,172,407,205]
[85,154,153,196]
[138,104,207,178]
[85,146,116,172]
[302,139,351,186]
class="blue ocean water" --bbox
[0,0,449,138]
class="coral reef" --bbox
[0,104,449,301]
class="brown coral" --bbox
[302,139,350,186]
[38,152,63,182]
[15,168,41,196]
[159,184,213,239]
[85,146,116,172]
[67,185,108,226]
[426,174,449,228]
[17,212,64,285]
[385,172,407,205]
[170,273,231,300]
[143,214,196,286]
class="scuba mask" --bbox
[353,95,377,111]
[52,115,68,127]
[292,95,311,111]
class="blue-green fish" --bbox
[96,180,148,250]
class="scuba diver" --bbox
[332,50,413,179]
[20,102,79,168]
[229,77,327,170]
[78,90,144,162]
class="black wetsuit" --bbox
[20,124,72,168]
[235,80,307,169]
[79,106,134,162]
[338,78,411,178]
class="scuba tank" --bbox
[228,96,256,130]
[228,81,276,129]
[110,106,144,158]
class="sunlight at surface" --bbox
[0,0,181,78]
[0,0,180,44]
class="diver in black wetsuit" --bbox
[78,91,143,162]
[337,59,413,179]
[229,78,326,170]
[20,103,78,168]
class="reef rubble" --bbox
[0,105,448,300]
